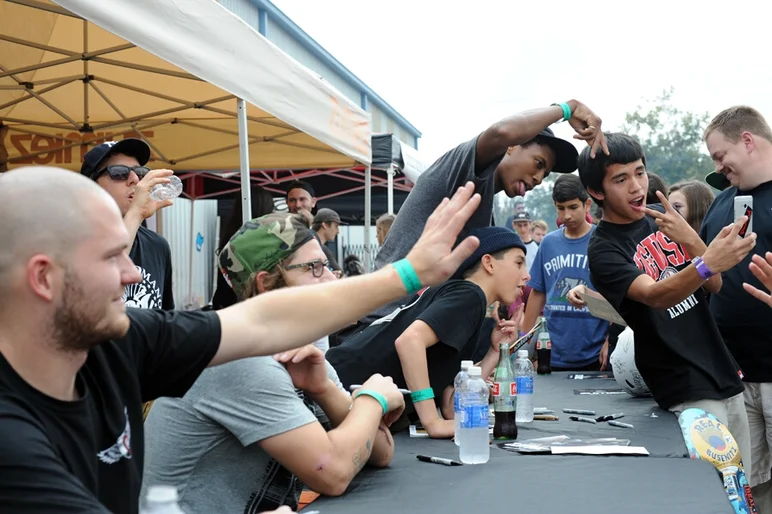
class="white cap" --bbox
[468,366,482,376]
[461,360,473,370]
[146,485,179,504]
[517,350,529,358]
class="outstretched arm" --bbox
[211,183,482,366]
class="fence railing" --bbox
[341,244,380,272]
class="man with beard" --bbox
[0,167,482,514]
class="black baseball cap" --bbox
[705,171,731,191]
[513,211,531,222]
[286,180,316,198]
[535,127,579,174]
[80,138,151,180]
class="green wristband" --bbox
[393,259,422,295]
[353,389,388,416]
[410,387,435,403]
[551,102,571,122]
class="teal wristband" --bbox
[551,102,571,122]
[353,389,389,416]
[410,387,435,403]
[393,259,422,295]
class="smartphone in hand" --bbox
[734,195,753,238]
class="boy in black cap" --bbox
[81,138,176,310]
[327,227,530,438]
[364,99,608,326]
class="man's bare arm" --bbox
[211,182,482,365]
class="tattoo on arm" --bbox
[351,439,372,478]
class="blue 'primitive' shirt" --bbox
[528,226,607,368]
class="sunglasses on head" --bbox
[95,165,150,181]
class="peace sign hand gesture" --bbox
[644,191,698,246]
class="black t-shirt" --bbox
[0,309,221,513]
[327,280,487,396]
[126,226,174,310]
[588,211,744,409]
[700,180,772,382]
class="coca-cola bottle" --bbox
[536,317,552,375]
[492,342,518,439]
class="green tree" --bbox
[620,88,712,186]
[523,178,557,230]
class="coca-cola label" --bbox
[511,382,517,395]
[492,382,501,396]
[537,339,552,350]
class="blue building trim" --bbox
[360,91,368,111]
[250,0,422,140]
[257,8,267,36]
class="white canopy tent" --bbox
[1,0,382,264]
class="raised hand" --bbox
[703,218,757,274]
[130,169,174,220]
[567,100,610,158]
[405,182,481,287]
[644,191,698,246]
[744,252,772,307]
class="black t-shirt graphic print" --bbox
[588,208,743,409]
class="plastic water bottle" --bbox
[149,175,183,201]
[459,366,490,464]
[515,350,534,423]
[140,485,186,514]
[453,360,474,447]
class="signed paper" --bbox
[578,291,627,326]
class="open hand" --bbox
[644,191,698,246]
[744,252,772,307]
[130,169,175,220]
[274,345,329,396]
[405,182,481,287]
[703,217,757,274]
[568,100,609,158]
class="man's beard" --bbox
[51,272,127,353]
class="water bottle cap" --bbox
[517,350,529,358]
[461,360,473,370]
[468,366,482,376]
[146,485,179,503]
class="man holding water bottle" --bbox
[81,139,176,311]
[700,106,772,512]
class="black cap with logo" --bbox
[80,138,151,180]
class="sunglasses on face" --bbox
[283,259,330,278]
[95,165,150,181]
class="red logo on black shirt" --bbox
[633,232,689,281]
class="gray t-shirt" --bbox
[141,357,347,513]
[370,135,499,320]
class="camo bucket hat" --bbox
[218,213,314,298]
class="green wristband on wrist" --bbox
[353,389,388,416]
[410,387,435,403]
[551,102,572,122]
[393,259,422,295]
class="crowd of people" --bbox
[4,99,772,513]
